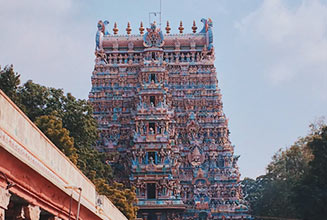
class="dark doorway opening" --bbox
[149,122,156,134]
[150,96,156,106]
[150,73,156,82]
[199,212,208,220]
[147,183,156,199]
[148,152,156,164]
[148,213,157,220]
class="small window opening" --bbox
[150,74,156,82]
[149,122,156,134]
[150,96,156,106]
[148,152,156,164]
[147,183,156,199]
[218,158,224,167]
[148,214,157,220]
[152,52,156,60]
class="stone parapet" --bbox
[0,90,127,220]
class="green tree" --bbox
[35,114,78,165]
[18,80,99,149]
[76,146,112,180]
[1,65,137,219]
[18,80,50,121]
[242,135,312,218]
[293,125,327,220]
[0,65,20,103]
[241,176,267,214]
[61,93,98,149]
[94,179,138,220]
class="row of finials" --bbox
[108,20,199,35]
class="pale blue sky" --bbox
[1,0,326,178]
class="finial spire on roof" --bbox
[126,22,131,35]
[139,22,145,35]
[192,20,197,33]
[165,21,171,34]
[113,22,118,35]
[179,21,184,34]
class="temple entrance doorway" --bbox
[148,213,157,220]
[199,211,208,220]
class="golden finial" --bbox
[192,20,197,33]
[113,22,118,35]
[165,21,171,34]
[126,22,131,35]
[179,21,184,34]
[139,21,145,35]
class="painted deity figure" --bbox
[188,146,205,167]
[96,20,104,51]
[95,20,109,51]
[140,121,146,135]
[103,20,110,36]
[159,146,166,164]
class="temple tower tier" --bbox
[89,19,251,220]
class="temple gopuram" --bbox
[89,19,251,220]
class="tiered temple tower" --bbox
[89,19,251,220]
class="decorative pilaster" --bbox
[0,187,11,220]
[0,209,3,220]
[23,205,40,220]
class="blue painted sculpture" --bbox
[200,18,214,51]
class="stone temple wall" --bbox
[89,19,251,220]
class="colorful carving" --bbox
[143,22,164,47]
[192,20,197,33]
[96,20,110,51]
[95,20,104,50]
[200,18,213,51]
[89,19,251,220]
[139,22,145,35]
[103,20,110,36]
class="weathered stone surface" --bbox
[0,209,4,220]
[0,187,11,210]
[24,205,40,220]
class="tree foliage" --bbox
[76,146,113,181]
[242,122,326,220]
[0,65,137,219]
[293,125,327,220]
[60,93,98,149]
[94,179,138,220]
[18,80,52,121]
[0,65,20,103]
[35,114,78,165]
[17,80,98,148]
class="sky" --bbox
[0,0,326,178]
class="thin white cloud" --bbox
[0,0,73,16]
[235,0,327,85]
[0,0,92,98]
